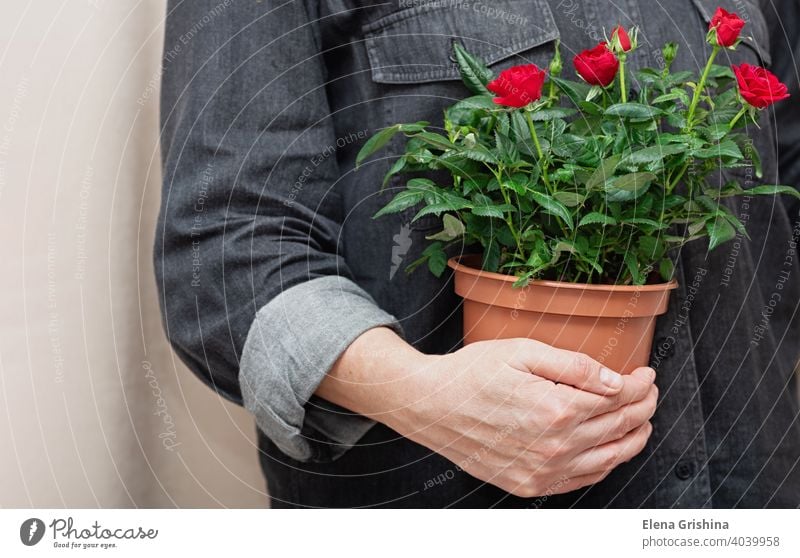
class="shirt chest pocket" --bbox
[360,0,560,231]
[362,0,560,85]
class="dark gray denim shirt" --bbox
[156,0,800,506]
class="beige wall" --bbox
[0,1,267,508]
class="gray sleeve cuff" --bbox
[239,276,403,463]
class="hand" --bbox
[320,330,657,498]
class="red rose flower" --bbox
[708,7,745,47]
[487,64,547,108]
[733,63,790,108]
[573,42,619,87]
[612,25,632,52]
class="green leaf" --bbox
[472,204,513,218]
[446,95,498,126]
[746,185,800,199]
[482,238,501,272]
[624,251,645,285]
[530,191,574,229]
[461,145,500,164]
[659,258,675,281]
[551,76,592,107]
[373,190,424,218]
[620,144,685,166]
[586,154,622,190]
[426,214,465,241]
[381,157,406,190]
[706,217,736,250]
[528,107,577,121]
[605,103,663,119]
[553,191,587,207]
[424,242,448,277]
[356,125,401,167]
[578,212,617,227]
[604,172,656,202]
[452,42,493,95]
[413,131,456,151]
[693,138,743,160]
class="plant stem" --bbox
[685,45,720,131]
[524,110,553,193]
[493,167,523,257]
[728,106,747,130]
[619,58,627,103]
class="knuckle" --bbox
[540,438,567,460]
[549,406,574,430]
[571,353,594,380]
[602,449,620,469]
[615,410,633,437]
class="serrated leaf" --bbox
[706,217,736,250]
[530,191,574,229]
[472,204,513,218]
[461,145,500,164]
[356,125,401,167]
[605,103,663,119]
[373,190,424,218]
[423,242,448,277]
[586,154,622,190]
[659,258,675,281]
[381,157,406,190]
[452,42,493,95]
[747,185,800,199]
[551,76,591,107]
[693,138,743,160]
[528,107,577,121]
[620,144,685,166]
[624,251,645,285]
[604,172,656,202]
[578,212,617,227]
[553,191,587,207]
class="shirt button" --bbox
[675,460,695,480]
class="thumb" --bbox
[510,339,626,395]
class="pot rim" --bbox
[447,254,678,293]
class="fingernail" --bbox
[600,367,623,389]
[647,367,656,381]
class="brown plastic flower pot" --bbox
[448,255,678,374]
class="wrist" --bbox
[317,326,435,425]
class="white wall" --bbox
[0,0,267,508]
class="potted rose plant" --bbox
[357,9,796,373]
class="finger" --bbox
[508,339,626,396]
[544,470,611,496]
[565,420,653,477]
[572,385,658,449]
[552,366,656,422]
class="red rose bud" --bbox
[611,25,632,53]
[733,63,790,108]
[573,42,619,87]
[487,64,547,108]
[708,7,745,47]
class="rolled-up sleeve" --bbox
[240,277,402,462]
[156,0,399,461]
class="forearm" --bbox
[316,327,432,424]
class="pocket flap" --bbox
[363,0,559,84]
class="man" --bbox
[155,0,800,507]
